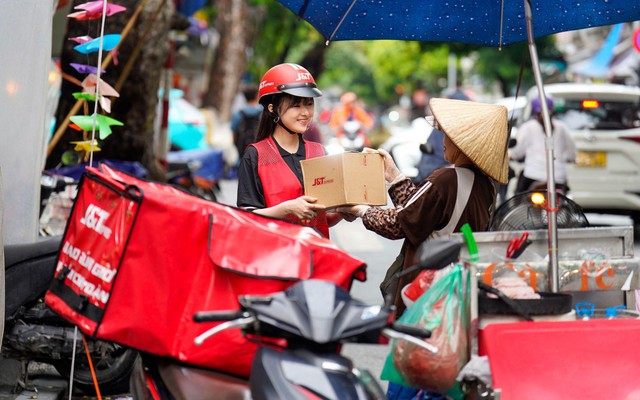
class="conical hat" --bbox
[430,98,509,184]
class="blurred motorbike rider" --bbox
[236,63,343,238]
[339,98,509,313]
[329,91,374,145]
[510,96,576,194]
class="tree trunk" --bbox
[202,0,254,123]
[47,0,173,180]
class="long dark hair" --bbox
[255,93,314,142]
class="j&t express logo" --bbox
[80,204,112,240]
[312,177,334,186]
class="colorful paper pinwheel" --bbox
[72,92,97,102]
[70,63,106,75]
[69,114,124,140]
[74,34,121,54]
[70,140,102,153]
[68,1,126,20]
[69,35,94,44]
[81,74,119,113]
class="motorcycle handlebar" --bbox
[382,327,438,354]
[194,316,256,346]
[391,322,431,339]
[193,310,243,322]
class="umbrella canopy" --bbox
[276,0,640,293]
[278,0,640,47]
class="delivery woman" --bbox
[236,63,342,238]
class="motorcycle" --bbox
[130,238,462,400]
[335,120,369,152]
[2,236,138,395]
[167,148,224,202]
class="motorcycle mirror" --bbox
[410,237,461,273]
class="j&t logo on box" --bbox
[80,204,113,240]
[312,177,334,186]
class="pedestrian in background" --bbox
[329,91,375,133]
[236,63,344,238]
[231,83,263,159]
[510,96,576,194]
[409,86,432,121]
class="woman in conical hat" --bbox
[339,98,509,313]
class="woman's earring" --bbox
[273,116,280,123]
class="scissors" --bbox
[505,232,531,259]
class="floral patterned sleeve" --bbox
[388,177,415,206]
[361,177,417,240]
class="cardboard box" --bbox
[301,152,387,208]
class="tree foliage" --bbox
[474,36,562,97]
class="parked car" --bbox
[518,83,640,221]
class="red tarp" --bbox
[45,164,366,377]
[481,319,640,399]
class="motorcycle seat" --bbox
[4,236,62,268]
[158,361,251,400]
[4,236,62,318]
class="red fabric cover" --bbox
[252,136,329,238]
[45,164,365,377]
[481,319,640,399]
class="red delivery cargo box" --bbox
[45,164,366,377]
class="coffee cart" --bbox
[453,225,640,399]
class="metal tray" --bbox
[478,292,573,316]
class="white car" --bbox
[519,83,640,222]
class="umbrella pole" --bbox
[524,0,560,292]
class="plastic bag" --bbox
[381,263,470,392]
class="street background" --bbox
[2,176,640,400]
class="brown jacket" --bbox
[363,165,495,314]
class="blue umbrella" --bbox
[276,0,640,291]
[277,0,640,48]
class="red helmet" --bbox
[258,63,322,101]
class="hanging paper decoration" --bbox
[65,1,128,165]
[71,140,102,153]
[72,92,97,102]
[74,34,121,54]
[70,114,124,140]
[81,74,120,98]
[69,35,94,44]
[81,74,120,113]
[68,1,126,20]
[69,63,106,75]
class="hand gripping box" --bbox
[301,152,387,208]
[45,164,366,377]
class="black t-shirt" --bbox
[236,134,310,210]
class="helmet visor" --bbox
[278,82,323,98]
